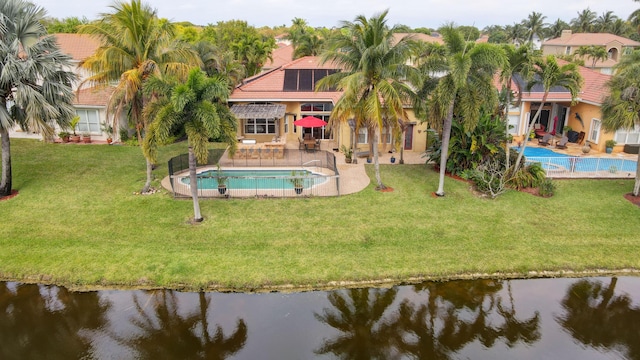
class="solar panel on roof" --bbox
[298,69,313,91]
[283,69,298,91]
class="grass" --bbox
[1,138,639,292]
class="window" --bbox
[299,103,333,140]
[565,46,571,55]
[615,125,640,144]
[75,109,100,133]
[357,128,368,144]
[381,127,392,144]
[244,119,276,134]
[589,118,601,143]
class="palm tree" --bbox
[317,10,419,190]
[513,56,582,171]
[293,32,325,59]
[601,50,640,196]
[500,43,538,168]
[571,8,597,33]
[79,0,199,193]
[522,12,547,42]
[548,19,570,39]
[574,45,608,68]
[505,23,527,45]
[193,41,245,89]
[595,11,619,33]
[416,25,505,196]
[629,1,640,34]
[0,0,77,197]
[143,68,237,222]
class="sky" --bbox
[34,0,639,30]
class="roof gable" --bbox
[543,32,640,47]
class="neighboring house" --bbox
[542,30,640,74]
[509,62,637,153]
[9,34,117,142]
[228,55,429,154]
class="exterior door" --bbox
[404,124,414,150]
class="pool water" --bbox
[181,169,326,190]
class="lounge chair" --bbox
[555,136,569,149]
[539,133,553,146]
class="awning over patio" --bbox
[230,104,287,119]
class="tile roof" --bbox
[74,86,114,106]
[543,32,640,47]
[263,43,294,70]
[52,33,100,61]
[517,60,611,105]
[229,56,343,103]
[393,32,444,45]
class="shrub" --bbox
[508,163,546,189]
[538,178,556,197]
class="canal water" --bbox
[1,276,639,359]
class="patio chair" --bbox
[555,136,569,149]
[298,138,304,150]
[576,131,585,145]
[538,133,553,146]
[534,124,546,138]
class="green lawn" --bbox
[1,138,639,291]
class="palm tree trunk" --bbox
[503,86,512,169]
[189,146,203,222]
[399,125,405,164]
[0,129,12,197]
[373,128,384,189]
[141,158,153,193]
[634,156,640,196]
[514,93,548,171]
[435,102,455,196]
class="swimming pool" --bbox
[181,169,327,190]
[515,147,637,173]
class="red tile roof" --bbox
[263,43,294,70]
[52,33,100,61]
[543,32,640,47]
[520,60,611,105]
[230,56,343,103]
[74,86,114,107]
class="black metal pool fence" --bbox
[168,149,340,198]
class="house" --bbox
[9,33,117,142]
[541,30,640,75]
[228,55,429,155]
[509,61,637,153]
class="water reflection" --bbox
[557,277,640,360]
[118,290,247,359]
[0,282,109,360]
[314,287,398,359]
[0,277,639,359]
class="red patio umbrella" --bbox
[293,116,328,128]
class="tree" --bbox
[193,41,245,89]
[0,0,76,197]
[601,49,640,196]
[500,43,538,168]
[416,25,505,196]
[571,8,597,33]
[629,1,640,34]
[143,68,237,222]
[79,0,199,193]
[513,56,582,171]
[42,16,88,33]
[318,10,419,190]
[505,23,527,45]
[548,19,571,39]
[522,12,547,42]
[209,20,276,76]
[574,45,608,68]
[595,11,619,33]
